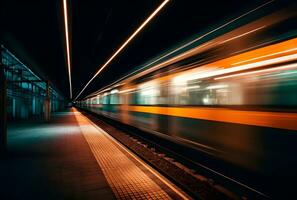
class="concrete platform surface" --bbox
[0,108,190,200]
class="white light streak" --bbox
[119,88,135,93]
[215,63,297,80]
[218,26,266,45]
[185,85,201,90]
[217,53,297,75]
[206,84,229,89]
[74,0,170,101]
[110,89,119,94]
[232,47,297,66]
[63,0,72,99]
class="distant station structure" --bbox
[0,46,64,151]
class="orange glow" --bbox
[63,0,72,99]
[74,0,170,101]
[141,37,297,84]
[210,38,297,68]
[232,47,297,66]
[125,106,297,131]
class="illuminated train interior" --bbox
[77,4,297,198]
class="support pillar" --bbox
[0,46,7,153]
[44,81,51,121]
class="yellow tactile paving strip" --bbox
[73,108,190,200]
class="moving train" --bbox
[78,3,297,197]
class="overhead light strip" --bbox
[63,0,72,99]
[74,0,170,101]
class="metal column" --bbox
[44,80,51,121]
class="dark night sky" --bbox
[1,0,279,100]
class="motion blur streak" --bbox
[215,63,297,80]
[74,0,170,101]
[126,106,297,131]
[232,47,297,65]
[170,38,297,82]
[218,25,266,45]
[62,0,72,99]
[78,2,297,198]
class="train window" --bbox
[158,82,169,105]
[91,97,97,105]
[110,94,119,104]
[170,72,245,106]
[128,91,138,105]
[96,96,100,104]
[170,76,189,105]
[102,93,110,104]
[137,81,160,105]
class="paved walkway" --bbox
[0,108,189,200]
[1,109,114,199]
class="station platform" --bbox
[0,108,190,200]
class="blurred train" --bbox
[78,3,297,197]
